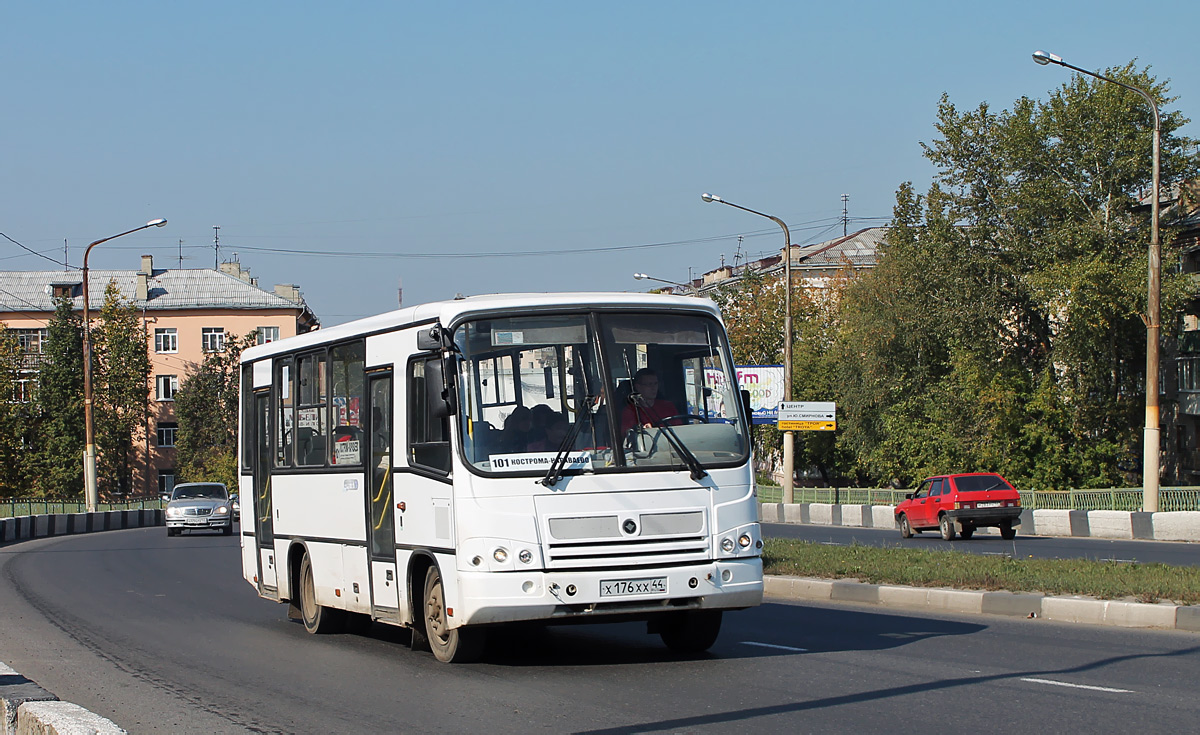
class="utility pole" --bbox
[213,225,221,269]
[841,194,849,236]
[178,239,184,268]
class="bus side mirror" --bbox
[424,357,457,418]
[740,389,754,449]
[417,325,447,351]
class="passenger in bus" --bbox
[620,368,680,433]
[526,413,570,452]
[529,403,556,445]
[500,405,534,452]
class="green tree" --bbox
[26,297,85,498]
[834,64,1199,490]
[92,281,150,497]
[0,326,33,495]
[175,331,253,489]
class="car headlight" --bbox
[166,507,182,517]
[215,506,229,515]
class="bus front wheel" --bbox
[423,566,484,663]
[299,552,345,634]
[658,609,722,654]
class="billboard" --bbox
[735,365,786,424]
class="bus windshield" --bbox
[453,310,748,476]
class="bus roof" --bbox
[241,291,721,363]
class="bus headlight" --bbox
[721,538,735,553]
[738,534,752,548]
[493,547,509,563]
[518,549,533,564]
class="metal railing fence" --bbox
[755,485,1200,512]
[0,497,165,519]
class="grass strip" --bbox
[763,538,1200,605]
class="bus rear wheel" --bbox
[658,610,723,654]
[423,566,484,663]
[299,552,345,634]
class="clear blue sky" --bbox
[3,1,1195,325]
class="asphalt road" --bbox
[1,526,1198,733]
[764,522,1200,566]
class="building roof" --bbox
[0,266,312,317]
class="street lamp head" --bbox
[1032,50,1062,66]
[701,193,721,204]
[147,218,168,227]
[633,273,648,280]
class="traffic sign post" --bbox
[777,401,836,431]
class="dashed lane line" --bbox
[1020,677,1134,694]
[742,641,809,653]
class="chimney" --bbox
[274,284,300,303]
[136,272,148,301]
[140,254,154,275]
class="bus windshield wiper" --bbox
[656,423,708,482]
[540,395,599,487]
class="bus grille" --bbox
[544,510,710,569]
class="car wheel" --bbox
[899,514,913,539]
[959,525,974,540]
[659,610,723,655]
[939,514,956,541]
[299,552,346,634]
[1000,520,1017,540]
[424,566,484,663]
[222,524,233,536]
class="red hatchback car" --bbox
[895,473,1022,540]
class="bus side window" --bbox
[410,358,451,473]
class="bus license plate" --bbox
[600,577,667,597]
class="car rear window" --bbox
[953,475,1011,493]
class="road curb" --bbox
[759,503,1200,542]
[765,574,1200,632]
[0,661,124,734]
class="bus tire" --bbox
[659,609,722,654]
[299,552,345,634]
[423,566,484,663]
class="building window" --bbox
[156,422,178,447]
[13,377,35,403]
[154,328,178,353]
[202,328,226,353]
[158,470,175,496]
[156,375,178,401]
[257,326,280,345]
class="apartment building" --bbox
[0,254,318,496]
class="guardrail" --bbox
[756,485,1200,511]
[1,497,164,518]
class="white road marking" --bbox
[1020,677,1134,694]
[742,641,808,653]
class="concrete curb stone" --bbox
[765,574,1199,632]
[758,502,1200,542]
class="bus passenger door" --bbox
[253,392,277,595]
[366,373,402,622]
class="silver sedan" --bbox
[164,482,235,536]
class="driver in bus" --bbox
[621,368,680,433]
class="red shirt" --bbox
[621,398,679,433]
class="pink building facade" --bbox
[0,255,318,497]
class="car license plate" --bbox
[977,501,1001,508]
[600,577,667,597]
[186,518,208,525]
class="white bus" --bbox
[239,292,763,662]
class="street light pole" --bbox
[81,218,168,511]
[1033,49,1162,512]
[633,272,699,295]
[702,193,795,504]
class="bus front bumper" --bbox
[456,558,764,627]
